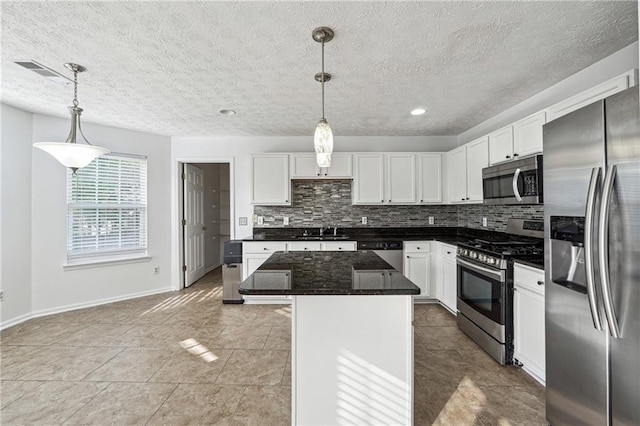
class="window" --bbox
[67,153,147,262]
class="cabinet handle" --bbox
[506,155,511,159]
[466,197,470,200]
[324,173,328,176]
[417,247,421,250]
[263,248,268,251]
[514,153,519,157]
[338,247,342,250]
[447,251,451,254]
[420,199,423,202]
[381,200,384,202]
[537,280,544,286]
[317,173,320,176]
[461,198,465,201]
[285,200,288,202]
[406,256,410,258]
[304,248,308,250]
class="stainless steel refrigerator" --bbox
[543,85,639,425]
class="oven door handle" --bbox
[512,168,523,202]
[457,258,505,282]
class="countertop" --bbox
[513,258,545,270]
[238,250,421,296]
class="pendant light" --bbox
[312,27,334,168]
[33,63,110,174]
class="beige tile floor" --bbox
[0,268,545,425]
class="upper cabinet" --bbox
[251,154,290,205]
[417,153,443,204]
[488,111,546,166]
[447,137,488,203]
[290,153,353,179]
[353,153,420,205]
[513,111,546,158]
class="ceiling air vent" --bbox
[13,60,72,85]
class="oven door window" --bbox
[458,265,504,324]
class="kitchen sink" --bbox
[295,235,351,241]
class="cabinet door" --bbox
[387,154,417,204]
[442,257,457,313]
[447,146,468,203]
[404,253,431,297]
[466,137,489,202]
[322,153,353,178]
[352,271,387,289]
[514,285,546,383]
[290,154,320,178]
[488,126,514,165]
[251,154,290,205]
[288,241,322,251]
[513,111,546,158]
[321,241,357,251]
[353,154,384,204]
[243,254,271,280]
[417,153,442,203]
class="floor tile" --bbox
[1,322,87,346]
[280,352,291,386]
[63,382,177,425]
[216,350,288,385]
[205,326,272,350]
[264,327,291,350]
[414,304,457,327]
[249,305,292,327]
[230,385,291,426]
[0,381,108,425]
[476,385,547,425]
[108,324,176,347]
[83,347,175,382]
[0,346,47,380]
[149,347,233,384]
[147,384,243,425]
[415,325,478,351]
[0,380,43,409]
[54,323,135,347]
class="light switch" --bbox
[257,216,264,225]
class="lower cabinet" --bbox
[438,243,458,314]
[403,242,433,298]
[513,262,545,384]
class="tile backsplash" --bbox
[254,180,544,232]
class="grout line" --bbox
[144,382,179,426]
[59,381,114,424]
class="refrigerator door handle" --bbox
[512,168,523,202]
[584,167,603,330]
[598,165,621,338]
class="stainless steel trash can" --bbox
[222,240,244,304]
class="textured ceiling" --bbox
[1,1,637,137]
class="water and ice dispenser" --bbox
[550,216,588,293]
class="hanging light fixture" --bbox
[312,27,334,168]
[33,63,110,174]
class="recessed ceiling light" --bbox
[219,109,236,115]
[411,108,426,116]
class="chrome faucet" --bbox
[319,226,331,236]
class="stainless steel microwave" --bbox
[482,155,543,204]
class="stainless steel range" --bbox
[456,218,544,364]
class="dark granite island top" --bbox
[238,250,421,296]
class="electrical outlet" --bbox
[239,217,248,226]
[252,214,258,224]
[283,216,289,225]
[482,217,488,227]
[257,216,264,225]
[361,216,368,225]
[428,216,434,225]
[0,290,4,302]
[153,266,160,275]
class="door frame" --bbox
[171,157,235,291]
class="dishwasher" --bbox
[357,240,404,273]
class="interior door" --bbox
[184,164,205,287]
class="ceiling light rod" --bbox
[33,63,110,174]
[312,27,334,168]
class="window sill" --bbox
[63,254,151,271]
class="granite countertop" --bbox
[238,250,421,296]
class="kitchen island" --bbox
[239,250,420,426]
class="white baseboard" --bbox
[1,286,174,331]
[204,263,221,274]
[242,295,292,305]
[413,297,440,304]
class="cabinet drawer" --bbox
[514,263,545,295]
[288,241,322,251]
[322,241,356,251]
[403,242,431,253]
[244,242,287,254]
[441,243,457,261]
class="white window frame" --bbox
[65,152,148,267]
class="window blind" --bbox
[67,153,147,260]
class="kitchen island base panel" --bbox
[292,295,413,426]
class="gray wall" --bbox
[254,180,543,233]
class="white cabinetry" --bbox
[417,153,443,203]
[242,242,288,279]
[447,137,488,203]
[290,153,352,178]
[437,243,457,314]
[288,241,322,251]
[353,153,417,205]
[488,126,514,165]
[513,262,546,384]
[513,111,546,159]
[321,241,357,251]
[251,154,290,205]
[403,242,433,298]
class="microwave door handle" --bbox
[598,165,621,338]
[512,168,523,202]
[584,167,603,330]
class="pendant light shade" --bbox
[33,63,110,173]
[312,27,334,168]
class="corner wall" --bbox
[0,104,33,326]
